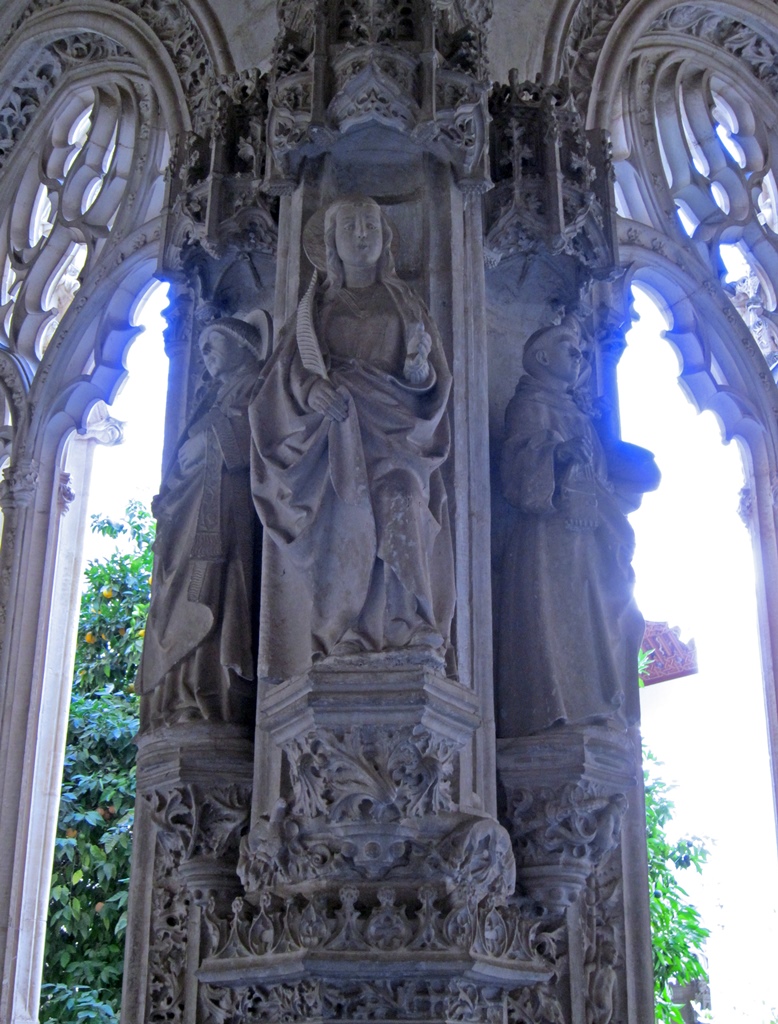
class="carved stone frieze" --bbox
[201,875,550,965]
[201,977,531,1024]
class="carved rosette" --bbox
[263,0,492,192]
[485,75,615,272]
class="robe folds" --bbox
[137,373,260,728]
[496,376,648,738]
[250,280,455,681]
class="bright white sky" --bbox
[620,285,778,1024]
[84,281,169,561]
[85,279,778,1022]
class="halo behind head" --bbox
[302,195,398,289]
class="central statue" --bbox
[251,196,455,679]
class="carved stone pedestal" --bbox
[198,655,550,1022]
[497,727,653,1024]
[123,723,254,1024]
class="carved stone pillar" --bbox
[497,727,653,1024]
[123,724,254,1024]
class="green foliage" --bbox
[638,646,654,685]
[644,751,710,1024]
[40,501,153,1024]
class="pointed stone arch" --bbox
[562,0,778,824]
[0,5,229,1019]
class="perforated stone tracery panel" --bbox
[613,29,778,382]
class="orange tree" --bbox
[40,501,153,1023]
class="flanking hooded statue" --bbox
[250,195,455,679]
[496,315,659,737]
[138,315,269,729]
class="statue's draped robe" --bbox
[138,373,260,727]
[251,280,454,680]
[496,376,643,737]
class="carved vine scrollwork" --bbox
[148,839,189,1024]
[286,725,457,822]
[582,856,625,1024]
[201,976,547,1024]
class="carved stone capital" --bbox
[0,460,38,510]
[497,728,635,910]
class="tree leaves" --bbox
[645,749,710,1024]
[40,502,153,1024]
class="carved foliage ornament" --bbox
[147,783,252,862]
[649,6,778,96]
[148,839,189,1024]
[201,978,512,1024]
[8,0,212,123]
[286,724,456,822]
[0,34,130,172]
